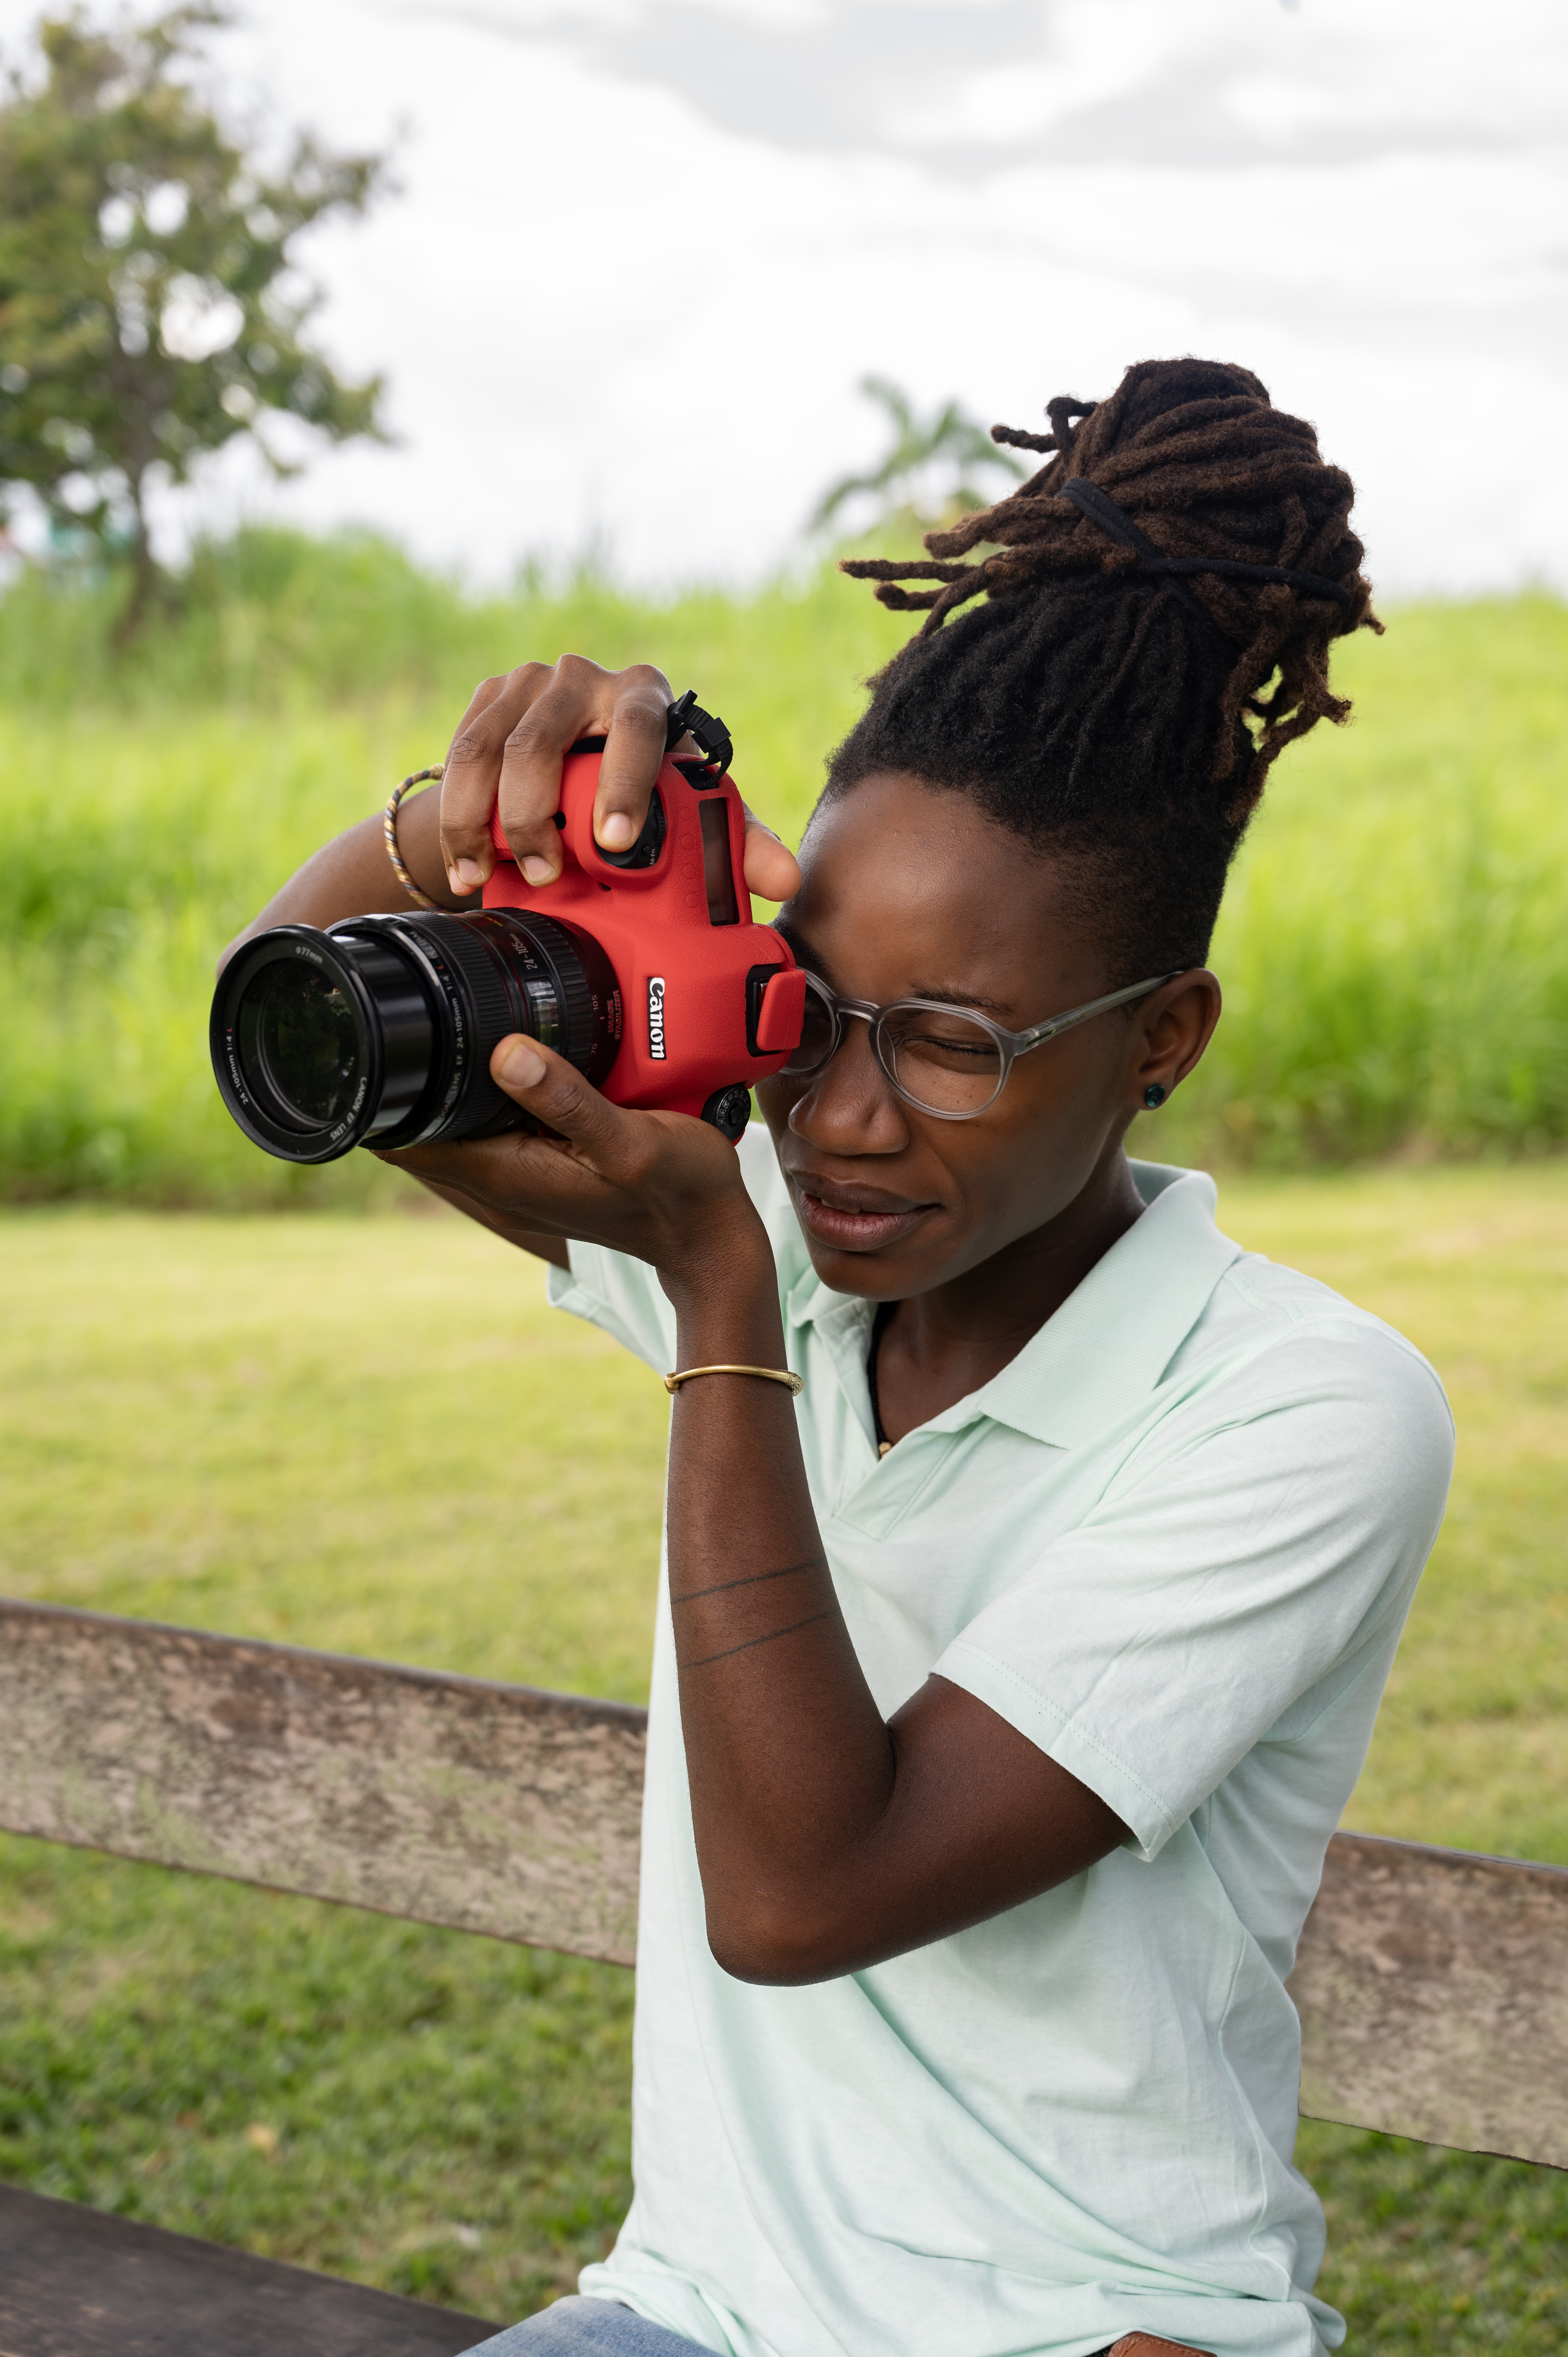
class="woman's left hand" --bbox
[379,1034,770,1292]
[439,656,802,904]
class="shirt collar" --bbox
[784,1161,1242,1451]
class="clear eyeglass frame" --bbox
[779,968,1187,1121]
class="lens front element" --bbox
[213,927,429,1162]
[239,961,362,1131]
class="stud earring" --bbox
[1143,1083,1167,1110]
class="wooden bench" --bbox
[1,1596,1564,2353]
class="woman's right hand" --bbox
[439,655,802,904]
[380,1030,773,1295]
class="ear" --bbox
[1125,971,1222,1111]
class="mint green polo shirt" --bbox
[551,1135,1453,2357]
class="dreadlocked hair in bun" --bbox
[826,356,1379,982]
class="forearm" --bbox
[664,1249,899,1978]
[381,1040,1125,1976]
[219,786,463,971]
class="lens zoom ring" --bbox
[405,912,517,1043]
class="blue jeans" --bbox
[461,2295,713,2357]
[461,2295,1121,2357]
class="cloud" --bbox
[392,0,1568,170]
[0,0,1561,592]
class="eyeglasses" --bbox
[779,969,1186,1120]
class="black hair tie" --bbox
[1061,477,1353,612]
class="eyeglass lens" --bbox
[881,1007,1003,1114]
[781,985,1005,1116]
[783,984,839,1077]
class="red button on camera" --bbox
[753,966,807,1053]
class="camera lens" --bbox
[212,910,622,1164]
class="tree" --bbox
[0,5,388,637]
[809,376,1026,537]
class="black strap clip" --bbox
[665,689,734,782]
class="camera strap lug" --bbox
[665,689,734,780]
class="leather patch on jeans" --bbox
[1107,2336,1218,2357]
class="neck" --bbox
[876,1142,1145,1436]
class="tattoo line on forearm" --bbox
[679,1606,842,1670]
[672,1553,828,1605]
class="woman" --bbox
[231,360,1453,2357]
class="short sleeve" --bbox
[547,1239,677,1373]
[934,1324,1454,1860]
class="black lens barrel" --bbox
[211,908,622,1165]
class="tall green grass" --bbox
[1165,594,1568,1166]
[2,534,1564,1202]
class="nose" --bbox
[786,1011,908,1153]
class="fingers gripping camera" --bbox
[210,744,807,1164]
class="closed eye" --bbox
[905,1035,998,1059]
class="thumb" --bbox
[742,810,802,903]
[493,1035,549,1094]
[490,1035,628,1163]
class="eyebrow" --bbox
[772,918,837,989]
[772,919,1014,1018]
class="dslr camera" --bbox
[210,719,807,1163]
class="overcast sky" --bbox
[5,0,1566,593]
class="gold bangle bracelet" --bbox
[383,766,445,908]
[664,1364,804,1396]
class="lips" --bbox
[786,1171,936,1254]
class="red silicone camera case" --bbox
[484,747,805,1121]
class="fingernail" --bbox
[599,812,635,850]
[452,857,485,889]
[521,856,557,886]
[496,1038,546,1088]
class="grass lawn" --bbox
[2,1164,1566,2344]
